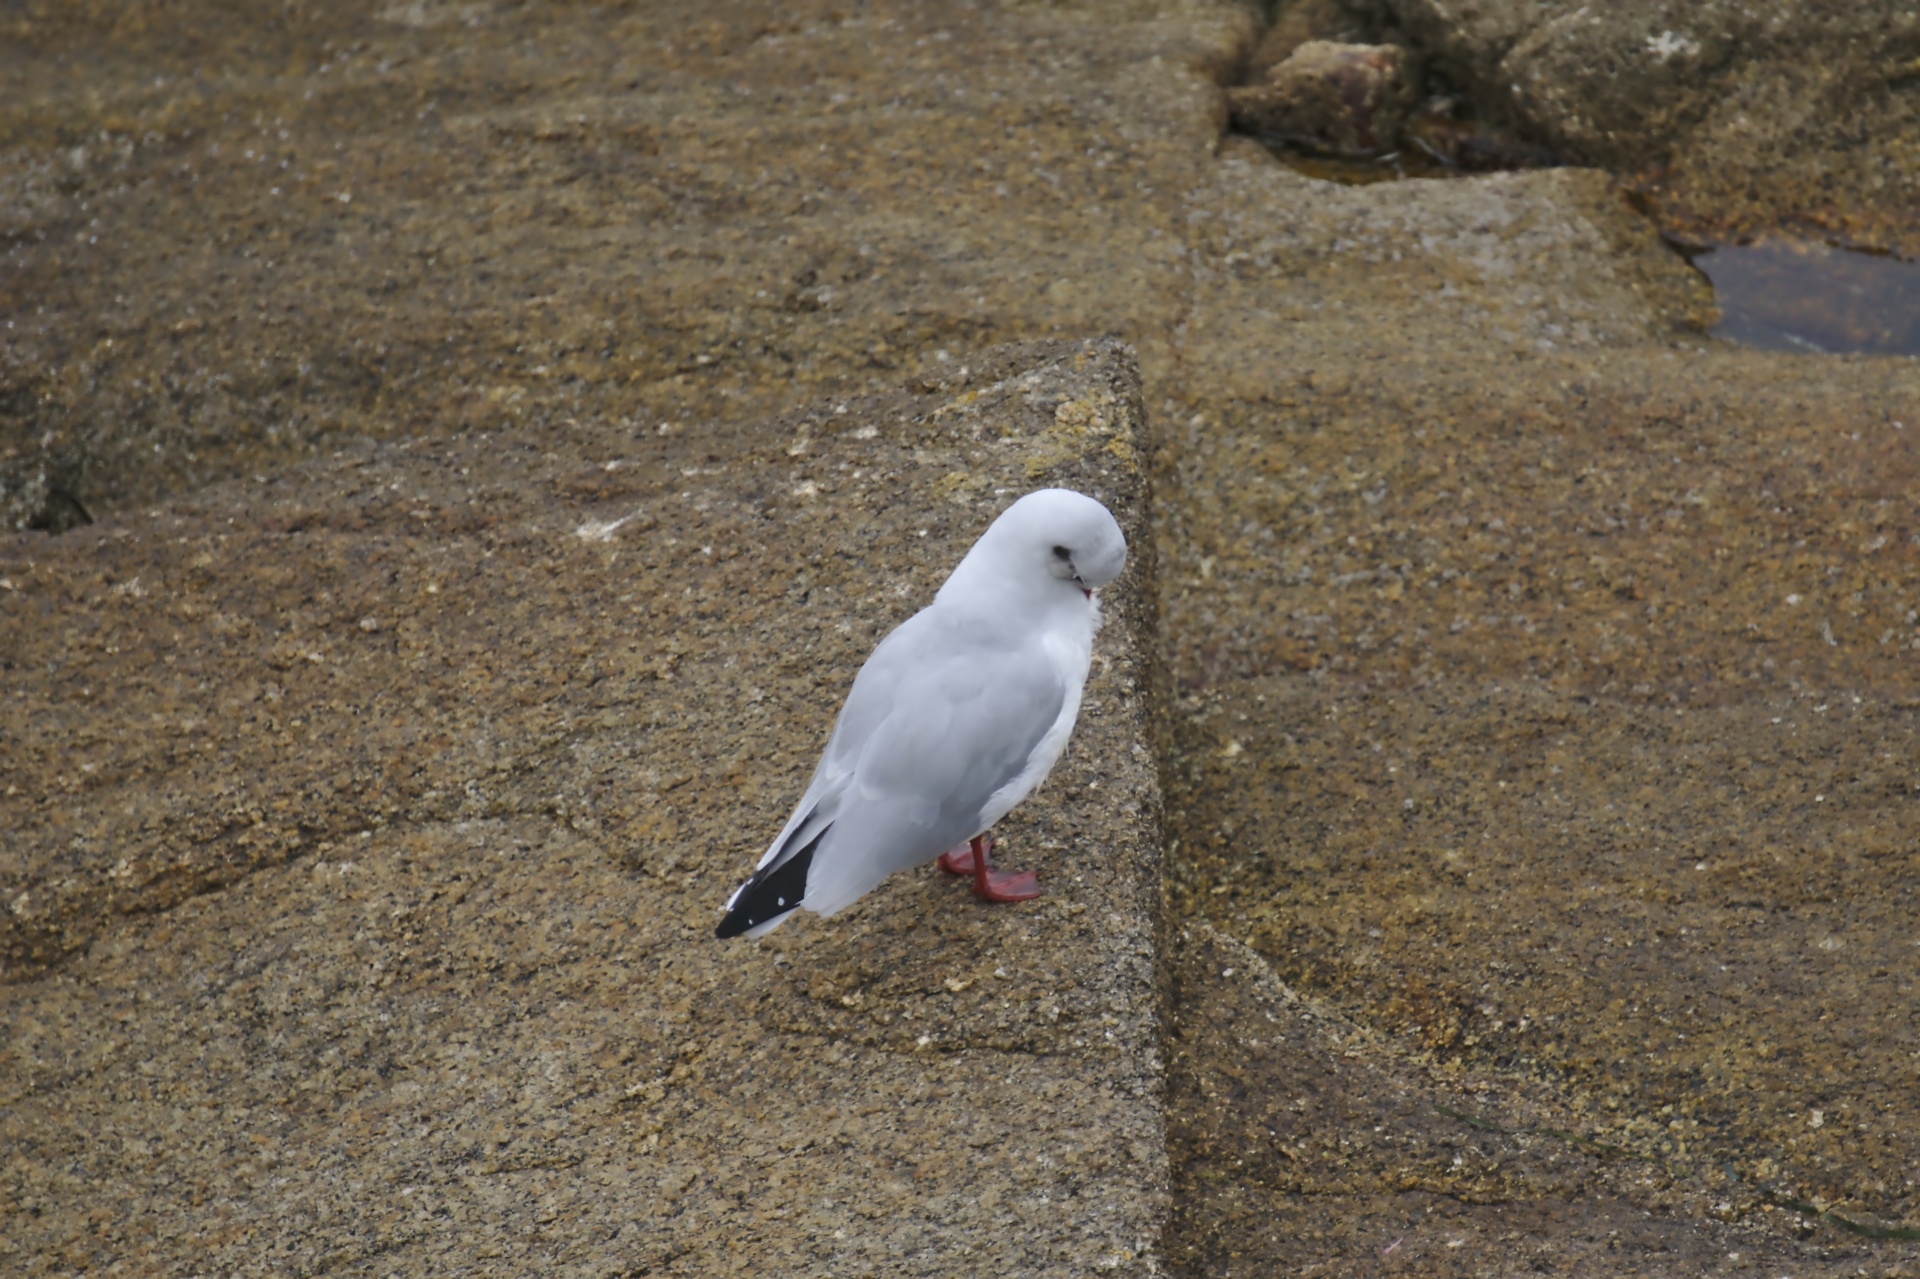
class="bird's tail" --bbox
[715,824,829,939]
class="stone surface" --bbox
[1351,0,1920,250]
[2,337,1172,1275]
[1159,138,1920,1269]
[0,0,1251,527]
[1246,0,1374,80]
[1226,41,1415,158]
[6,0,1920,1273]
[1166,924,1916,1276]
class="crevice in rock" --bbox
[3,464,97,535]
[28,481,94,532]
[1218,0,1562,184]
[1214,3,1920,356]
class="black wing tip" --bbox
[713,897,792,940]
[712,825,826,941]
[714,912,751,940]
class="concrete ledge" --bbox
[1,337,1171,1276]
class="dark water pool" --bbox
[1688,238,1920,356]
[1253,127,1920,359]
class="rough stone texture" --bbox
[1166,924,1914,1276]
[1226,41,1415,158]
[1246,0,1376,81]
[2,337,1172,1275]
[7,0,1920,1273]
[1347,0,1920,250]
[0,0,1251,530]
[1160,138,1920,1271]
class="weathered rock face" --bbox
[1247,0,1377,79]
[0,0,1250,529]
[2,338,1174,1276]
[1160,140,1920,1269]
[1347,0,1920,249]
[7,0,1920,1273]
[1163,924,1916,1275]
[1227,41,1416,158]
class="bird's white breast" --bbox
[978,597,1097,828]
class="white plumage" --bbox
[715,488,1127,939]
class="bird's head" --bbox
[954,487,1127,602]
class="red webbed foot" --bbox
[938,835,1041,902]
[936,842,978,875]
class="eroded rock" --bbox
[1368,0,1920,249]
[0,338,1174,1277]
[6,0,1918,1272]
[1228,40,1417,157]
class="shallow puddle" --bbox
[1686,238,1920,355]
[1253,138,1458,186]
[1250,124,1920,360]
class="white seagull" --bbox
[716,487,1128,939]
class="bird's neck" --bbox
[937,560,1087,621]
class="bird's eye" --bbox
[1052,545,1072,561]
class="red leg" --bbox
[936,840,979,875]
[965,834,1040,902]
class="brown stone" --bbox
[1374,0,1920,251]
[6,0,1920,1272]
[1245,0,1373,80]
[1,338,1173,1276]
[1229,40,1417,157]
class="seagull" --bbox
[715,487,1128,939]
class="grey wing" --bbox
[737,615,931,887]
[733,606,944,894]
[799,625,1067,916]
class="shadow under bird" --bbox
[716,487,1128,939]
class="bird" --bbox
[715,487,1128,939]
